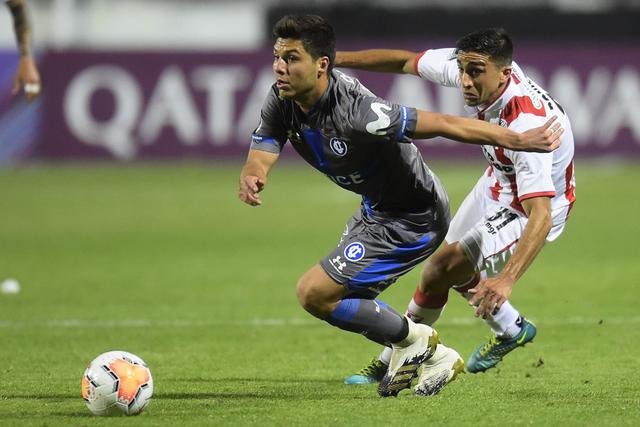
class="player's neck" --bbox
[483,78,511,110]
[295,78,329,114]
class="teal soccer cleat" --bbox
[467,318,537,373]
[344,358,387,385]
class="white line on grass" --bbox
[0,316,638,329]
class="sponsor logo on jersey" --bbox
[366,102,392,136]
[329,255,347,273]
[326,172,365,186]
[329,138,348,157]
[344,242,365,262]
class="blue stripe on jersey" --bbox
[397,106,408,140]
[350,233,433,286]
[329,298,361,323]
[302,129,329,172]
[362,196,374,217]
[251,135,278,146]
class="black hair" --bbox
[455,28,513,66]
[272,14,335,71]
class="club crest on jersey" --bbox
[330,138,348,157]
[344,242,365,262]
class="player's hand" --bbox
[238,175,265,206]
[468,275,515,318]
[513,116,564,152]
[12,56,41,102]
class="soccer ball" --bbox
[81,350,153,416]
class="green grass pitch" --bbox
[0,160,639,426]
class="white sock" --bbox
[454,283,522,339]
[485,301,522,338]
[379,346,392,365]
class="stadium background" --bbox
[1,1,639,425]
[1,0,639,161]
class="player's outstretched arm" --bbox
[335,49,420,75]
[414,111,563,152]
[6,0,41,101]
[239,149,279,207]
[468,197,552,317]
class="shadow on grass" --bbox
[166,377,340,384]
[156,391,374,400]
[1,377,374,403]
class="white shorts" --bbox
[445,174,529,278]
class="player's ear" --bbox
[317,56,330,78]
[500,66,512,83]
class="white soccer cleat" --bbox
[414,343,464,397]
[378,321,439,397]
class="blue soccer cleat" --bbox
[344,358,387,385]
[467,318,537,373]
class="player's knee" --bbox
[420,243,471,293]
[296,276,330,318]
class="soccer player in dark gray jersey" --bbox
[239,15,562,398]
[252,69,446,217]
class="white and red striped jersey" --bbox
[415,48,576,241]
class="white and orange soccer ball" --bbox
[81,350,153,416]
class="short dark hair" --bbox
[272,14,336,71]
[455,28,513,67]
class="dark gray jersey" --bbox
[251,70,446,216]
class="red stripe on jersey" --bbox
[512,73,521,85]
[501,96,546,127]
[413,50,428,75]
[494,147,513,165]
[564,160,576,219]
[519,191,556,202]
[491,148,522,212]
[490,178,502,201]
[506,174,525,213]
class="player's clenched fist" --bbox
[238,175,265,206]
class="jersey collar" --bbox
[306,74,335,117]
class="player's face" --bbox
[272,38,328,103]
[456,51,511,107]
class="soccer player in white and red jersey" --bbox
[336,28,576,383]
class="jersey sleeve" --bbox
[509,117,557,201]
[250,86,288,154]
[414,48,460,88]
[349,96,418,143]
